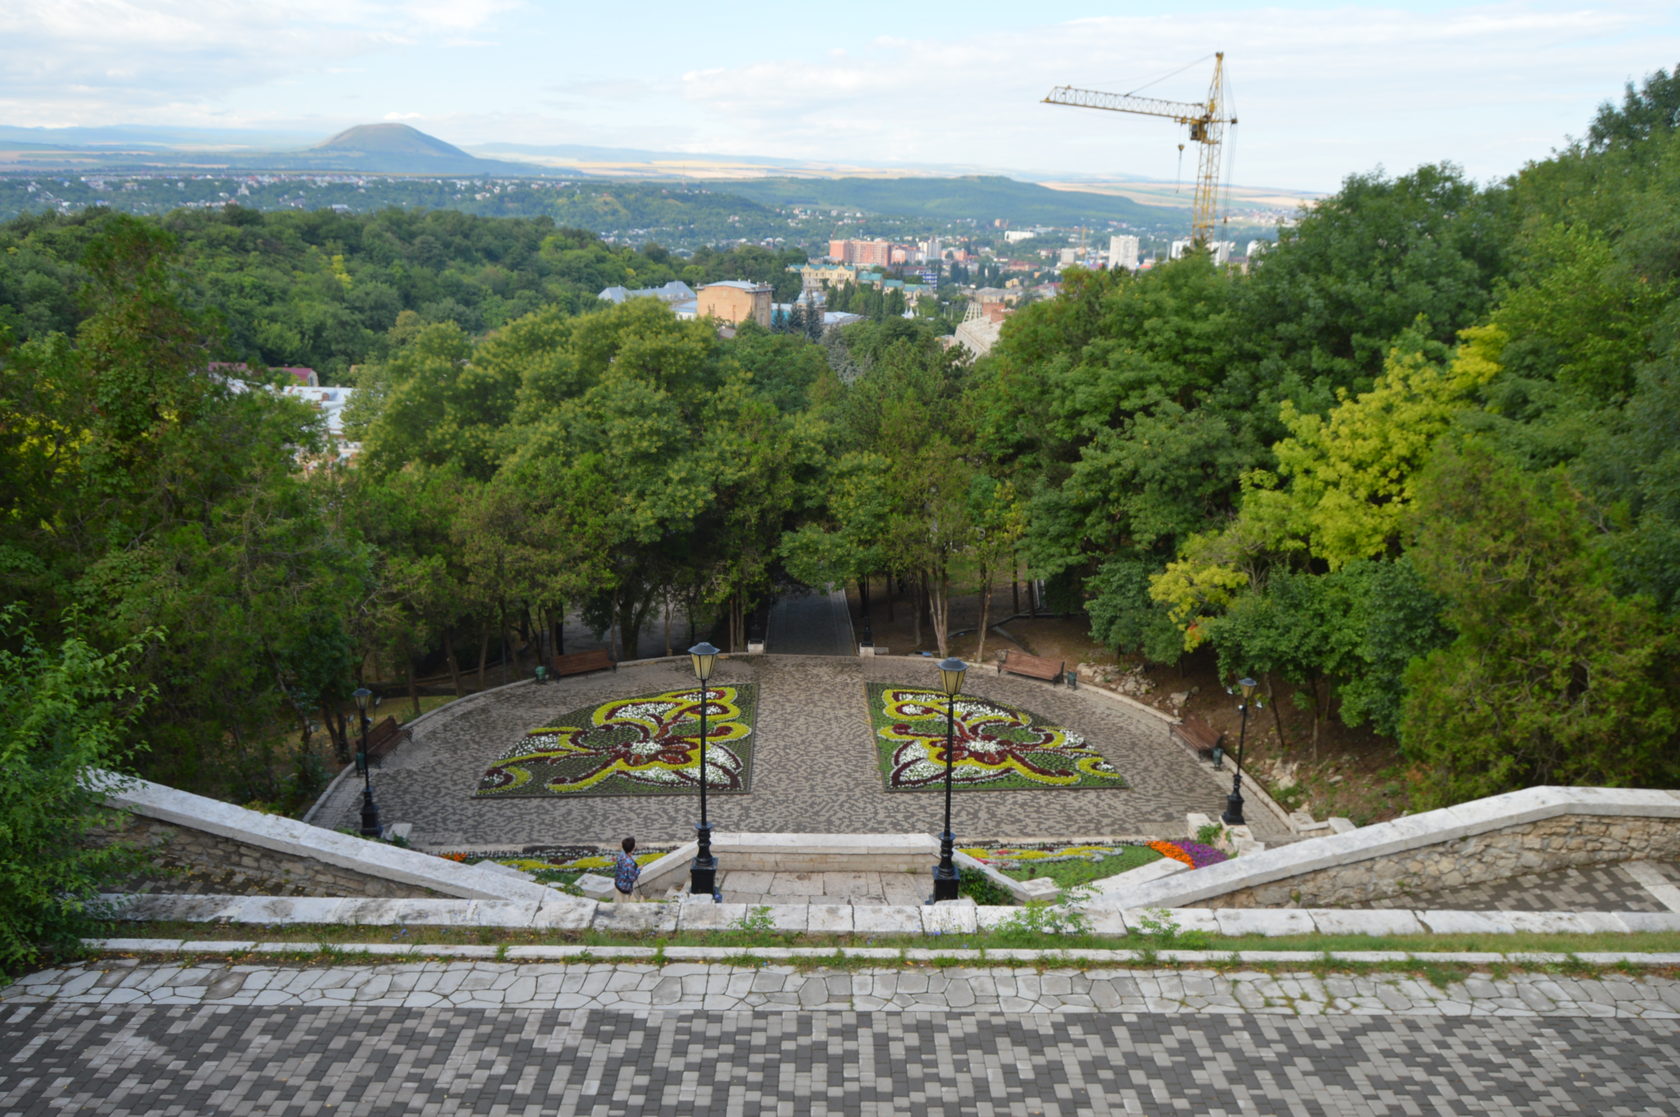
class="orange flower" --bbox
[1148,840,1194,866]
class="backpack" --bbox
[614,852,640,893]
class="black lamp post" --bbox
[930,656,968,902]
[1221,677,1261,826]
[353,686,382,838]
[688,642,720,896]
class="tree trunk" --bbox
[476,624,490,689]
[498,604,511,685]
[928,567,950,658]
[406,656,421,720]
[886,571,895,623]
[444,628,463,698]
[1265,673,1288,750]
[860,573,870,618]
[664,594,673,657]
[321,700,349,764]
[910,572,922,650]
[1309,676,1326,761]
[1012,551,1020,615]
[975,567,993,666]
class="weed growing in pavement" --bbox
[992,887,1094,944]
[1547,954,1596,977]
[731,906,776,935]
[1411,961,1473,989]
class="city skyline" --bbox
[3,1,1678,192]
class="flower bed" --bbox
[473,684,758,799]
[867,683,1126,792]
[1147,839,1228,868]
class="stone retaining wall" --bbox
[1092,786,1680,911]
[106,814,441,899]
[88,771,580,906]
[1204,814,1680,909]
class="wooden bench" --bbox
[549,648,616,678]
[996,649,1065,684]
[1170,716,1226,762]
[359,715,410,771]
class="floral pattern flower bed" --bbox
[961,839,1227,877]
[474,684,758,799]
[867,683,1126,792]
[441,845,674,874]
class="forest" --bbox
[5,66,1680,908]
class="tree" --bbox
[1587,65,1680,153]
[0,612,151,972]
[1399,441,1680,805]
[1238,163,1508,408]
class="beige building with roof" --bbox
[698,281,773,329]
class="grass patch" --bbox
[997,845,1161,888]
[96,919,1680,965]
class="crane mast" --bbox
[1044,53,1235,245]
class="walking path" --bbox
[5,959,1679,1115]
[313,655,1267,849]
[765,587,854,656]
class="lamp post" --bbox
[1221,677,1261,826]
[930,656,968,902]
[688,642,720,896]
[353,686,382,838]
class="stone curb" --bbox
[79,938,1680,968]
[96,892,1680,937]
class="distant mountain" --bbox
[311,123,472,160]
[0,123,317,150]
[716,175,1166,227]
[258,123,541,174]
[0,122,550,176]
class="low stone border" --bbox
[97,891,1680,938]
[632,833,1052,903]
[78,939,1680,967]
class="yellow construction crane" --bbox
[1043,52,1236,245]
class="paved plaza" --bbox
[5,959,1680,1115]
[315,654,1264,850]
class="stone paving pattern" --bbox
[318,655,1267,850]
[5,961,1680,1115]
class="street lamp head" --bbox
[353,686,372,714]
[937,656,969,698]
[688,642,720,683]
[1238,677,1258,701]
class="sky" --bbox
[3,0,1679,191]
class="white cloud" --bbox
[666,4,1680,185]
[0,0,519,125]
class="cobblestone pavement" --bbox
[316,655,1263,850]
[4,962,1680,1115]
[766,587,854,655]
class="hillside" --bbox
[311,123,474,160]
[715,175,1168,226]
